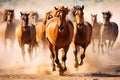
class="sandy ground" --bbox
[0,0,120,80]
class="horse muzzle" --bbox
[77,22,83,29]
[58,25,64,32]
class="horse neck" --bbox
[21,21,28,28]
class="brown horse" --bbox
[16,12,37,62]
[35,11,53,49]
[100,11,118,53]
[46,6,74,75]
[72,5,92,68]
[0,9,17,49]
[91,14,102,53]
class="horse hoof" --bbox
[59,70,64,76]
[52,68,56,71]
[74,63,79,68]
[63,67,67,71]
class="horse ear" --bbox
[95,14,97,16]
[12,9,14,12]
[54,6,58,10]
[20,12,23,15]
[81,5,84,10]
[102,12,104,14]
[91,13,93,16]
[27,13,30,16]
[73,6,76,9]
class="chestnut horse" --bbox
[35,11,53,49]
[0,9,16,49]
[100,11,118,53]
[91,14,102,53]
[72,5,92,68]
[46,6,74,75]
[16,12,37,62]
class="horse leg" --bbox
[53,46,62,75]
[61,45,69,72]
[92,38,95,53]
[111,41,114,50]
[98,39,101,53]
[101,40,104,54]
[47,39,56,71]
[20,43,25,62]
[28,45,33,61]
[79,46,86,66]
[108,41,111,53]
[73,44,79,68]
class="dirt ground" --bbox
[0,0,120,80]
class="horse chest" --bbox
[5,22,15,38]
[75,30,86,45]
[21,28,32,44]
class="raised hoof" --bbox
[74,63,79,68]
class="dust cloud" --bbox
[0,0,120,76]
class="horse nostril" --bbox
[58,25,64,31]
[77,22,83,28]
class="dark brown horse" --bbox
[46,6,74,75]
[100,11,118,53]
[91,14,102,53]
[0,9,16,49]
[72,5,92,68]
[16,12,37,62]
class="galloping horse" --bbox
[0,9,16,49]
[35,11,53,49]
[100,11,118,53]
[46,6,74,75]
[16,12,37,62]
[91,14,102,53]
[72,5,92,68]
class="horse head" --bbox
[29,11,39,23]
[54,6,70,31]
[20,12,29,30]
[102,11,112,24]
[4,9,14,23]
[91,14,97,25]
[73,5,84,29]
[43,11,54,24]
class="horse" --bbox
[72,5,92,68]
[35,11,53,49]
[16,12,37,62]
[46,6,74,75]
[0,9,17,49]
[100,11,118,53]
[91,14,102,53]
